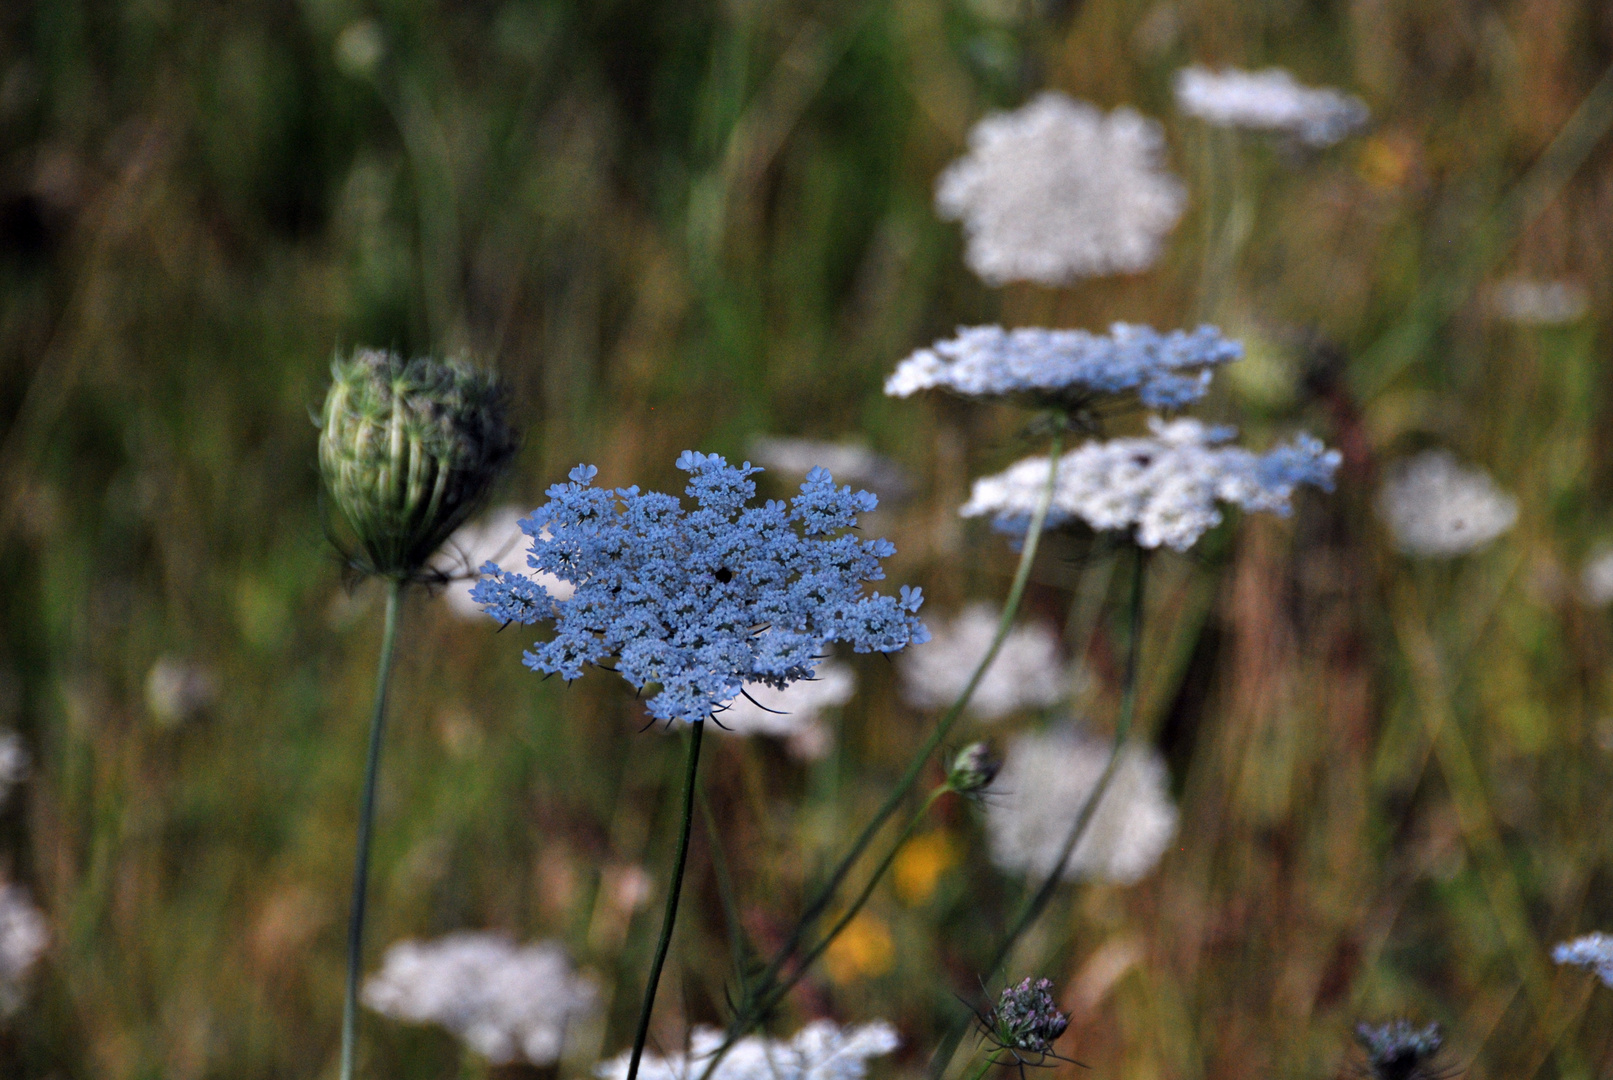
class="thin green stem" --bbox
[626,720,707,1080]
[964,1054,996,1080]
[697,776,748,985]
[928,546,1147,1080]
[696,432,1066,1080]
[746,784,949,1021]
[340,579,404,1080]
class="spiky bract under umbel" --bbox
[472,453,928,724]
[319,349,517,580]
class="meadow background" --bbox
[2,0,1613,1077]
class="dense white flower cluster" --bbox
[596,1021,899,1080]
[960,418,1339,551]
[713,661,855,760]
[749,438,910,501]
[0,732,27,808]
[1553,933,1613,987]
[1376,451,1517,557]
[0,884,47,1017]
[935,92,1186,285]
[898,605,1066,720]
[1492,278,1589,325]
[986,728,1177,885]
[435,507,574,619]
[363,932,598,1065]
[1582,547,1613,606]
[885,324,1240,409]
[1173,65,1368,147]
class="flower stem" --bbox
[696,433,1066,1080]
[927,545,1147,1080]
[340,578,404,1080]
[625,719,706,1080]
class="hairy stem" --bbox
[340,579,404,1080]
[696,433,1066,1080]
[928,545,1147,1080]
[626,720,707,1080]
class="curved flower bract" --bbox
[472,453,928,724]
[886,323,1241,409]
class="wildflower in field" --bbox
[1493,278,1588,325]
[595,1021,899,1080]
[319,348,517,581]
[749,437,911,502]
[143,656,217,728]
[0,732,27,808]
[824,913,897,983]
[434,506,574,619]
[961,417,1339,551]
[1353,1020,1446,1080]
[1376,450,1517,557]
[1581,547,1613,606]
[473,453,927,724]
[1173,66,1368,147]
[363,932,598,1065]
[975,977,1070,1063]
[898,605,1066,720]
[710,660,855,760]
[885,323,1240,409]
[0,884,47,1017]
[935,92,1186,285]
[1553,932,1613,986]
[986,728,1177,885]
[948,741,1002,795]
[894,831,959,904]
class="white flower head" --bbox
[1492,278,1589,325]
[1582,547,1613,606]
[0,884,47,1017]
[713,661,856,760]
[144,657,217,729]
[899,605,1066,720]
[596,1021,899,1080]
[1553,933,1613,987]
[1173,65,1368,147]
[363,932,598,1065]
[936,92,1186,286]
[960,417,1339,552]
[1376,451,1517,558]
[986,728,1177,885]
[434,507,575,619]
[0,732,27,809]
[749,438,911,502]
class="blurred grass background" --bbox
[3,0,1613,1078]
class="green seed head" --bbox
[318,349,518,580]
[948,741,1001,795]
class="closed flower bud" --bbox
[1354,1020,1444,1080]
[319,349,517,580]
[989,977,1069,1055]
[948,742,1000,794]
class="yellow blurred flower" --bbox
[893,831,957,906]
[824,913,895,983]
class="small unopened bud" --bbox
[948,741,1000,794]
[319,349,517,580]
[991,977,1069,1054]
[1354,1020,1443,1080]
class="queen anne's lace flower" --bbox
[1554,933,1613,987]
[473,454,928,724]
[935,92,1186,285]
[0,884,47,1017]
[595,1021,899,1080]
[1376,451,1517,557]
[363,933,598,1065]
[1354,1021,1444,1080]
[1173,66,1368,147]
[961,418,1339,551]
[712,660,855,760]
[885,324,1241,409]
[899,605,1066,720]
[1493,278,1589,325]
[986,728,1177,885]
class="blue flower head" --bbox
[471,453,929,723]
